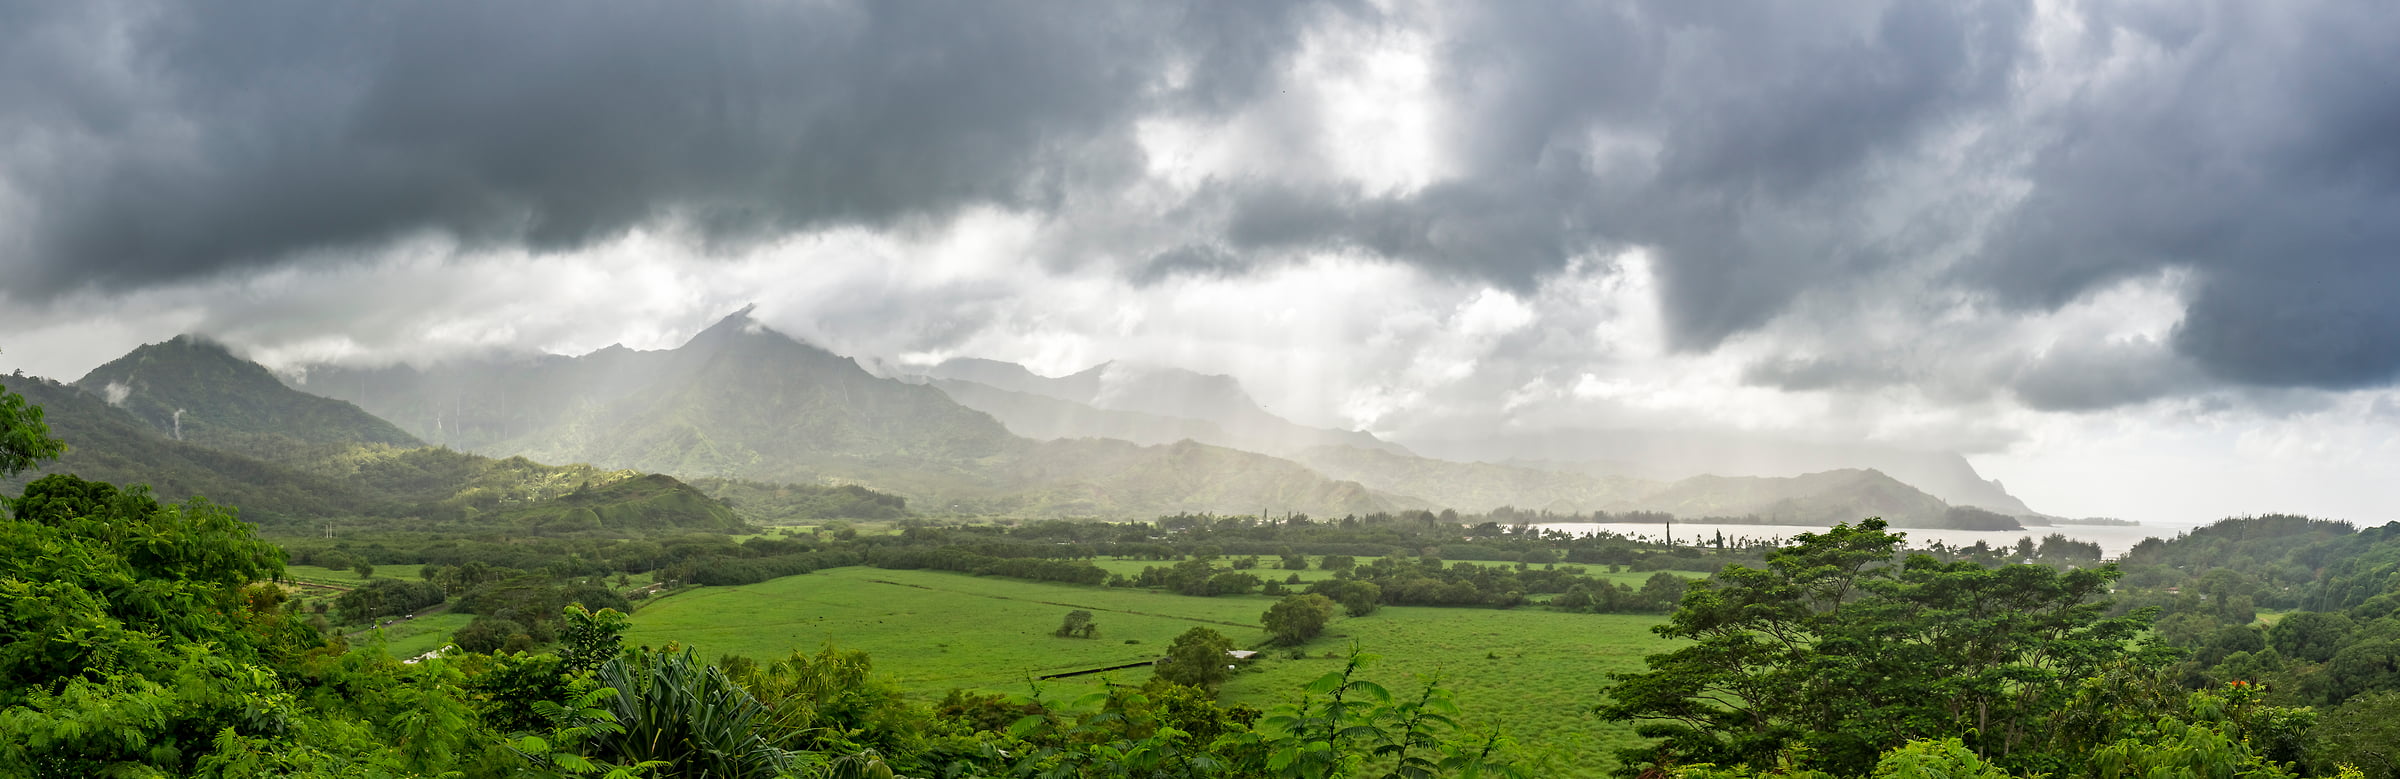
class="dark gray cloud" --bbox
[2007,340,2200,412]
[1974,1,2400,390]
[0,0,1331,294]
[5,0,2398,405]
[1218,0,2030,348]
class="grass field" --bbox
[353,611,475,659]
[279,563,429,613]
[1223,608,1665,775]
[627,567,1671,777]
[283,563,427,586]
[628,567,1279,691]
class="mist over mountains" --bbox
[235,309,2039,527]
[921,357,1410,458]
[292,312,1400,518]
[0,307,2062,528]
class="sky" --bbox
[2,0,2397,526]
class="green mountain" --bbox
[1288,444,2000,529]
[1617,468,1989,529]
[0,374,758,532]
[3,374,363,523]
[74,335,421,460]
[295,311,1400,517]
[916,356,2010,527]
[1406,428,2041,518]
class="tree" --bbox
[1638,571,1688,610]
[1055,609,1098,639]
[455,617,530,654]
[1,464,485,775]
[1262,594,1337,646]
[355,561,377,579]
[1156,627,1238,692]
[2308,690,2400,779]
[0,373,66,478]
[1320,555,1356,572]
[2272,611,2356,663]
[1598,519,2161,776]
[1335,580,1381,617]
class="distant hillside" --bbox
[978,439,1404,518]
[296,311,1404,518]
[494,314,1021,481]
[1,374,757,534]
[3,374,362,523]
[1613,468,1991,529]
[1289,444,1655,514]
[1406,428,2040,517]
[920,357,2036,526]
[1289,444,1999,530]
[924,357,1409,457]
[74,335,421,460]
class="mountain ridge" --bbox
[75,335,422,460]
[293,311,1405,518]
[0,374,745,532]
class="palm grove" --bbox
[2,369,2396,777]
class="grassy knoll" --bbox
[627,567,1671,777]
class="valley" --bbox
[7,324,2374,779]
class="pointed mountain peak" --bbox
[672,306,866,381]
[683,306,818,353]
[689,305,763,340]
[80,334,273,388]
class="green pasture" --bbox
[627,566,1671,777]
[1223,608,1666,776]
[355,611,476,659]
[627,567,1276,691]
[284,563,427,585]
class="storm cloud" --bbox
[4,0,2399,407]
[1,0,1327,290]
